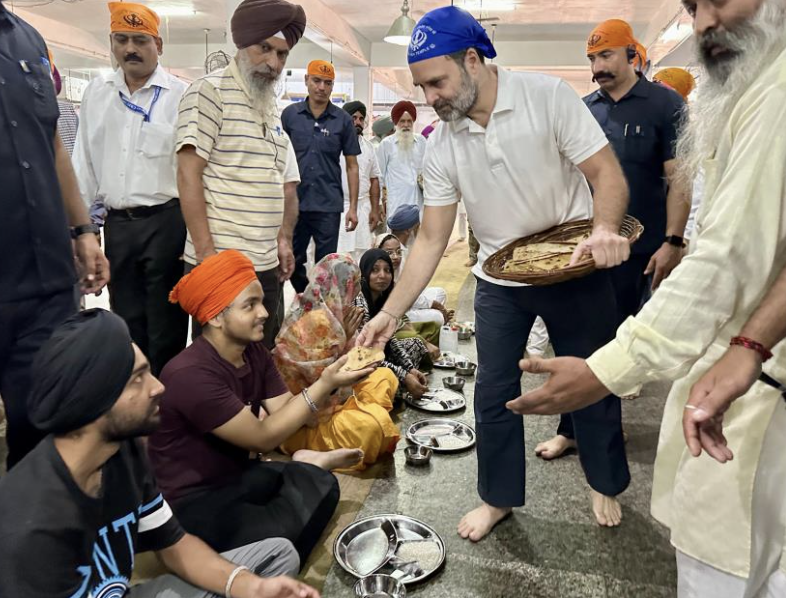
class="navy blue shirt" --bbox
[584,77,684,255]
[0,3,76,302]
[281,99,360,213]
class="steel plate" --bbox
[406,418,477,453]
[404,388,466,413]
[334,514,446,585]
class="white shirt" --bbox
[423,67,608,286]
[377,133,426,218]
[341,135,380,204]
[72,65,187,210]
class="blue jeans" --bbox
[291,211,342,293]
[474,272,630,507]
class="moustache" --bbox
[698,30,739,63]
[592,72,614,82]
[355,125,364,135]
[252,65,278,81]
[124,54,143,63]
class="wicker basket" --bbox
[482,216,644,286]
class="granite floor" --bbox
[323,275,678,598]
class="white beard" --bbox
[236,53,280,127]
[676,0,786,186]
[395,128,415,153]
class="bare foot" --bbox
[623,429,629,444]
[590,489,622,527]
[535,435,577,460]
[621,392,640,400]
[464,258,478,267]
[292,448,364,471]
[457,503,512,542]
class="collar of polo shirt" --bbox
[452,66,515,133]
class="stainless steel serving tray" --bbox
[403,388,466,413]
[432,351,464,369]
[334,514,446,585]
[406,418,477,453]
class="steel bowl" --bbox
[404,445,432,466]
[354,574,408,597]
[457,330,472,341]
[442,377,465,392]
[455,361,477,376]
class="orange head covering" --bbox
[307,60,335,80]
[169,250,258,324]
[108,2,160,38]
[587,19,637,56]
[633,42,648,73]
[654,68,696,100]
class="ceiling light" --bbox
[384,0,417,46]
[154,5,198,17]
[457,1,517,12]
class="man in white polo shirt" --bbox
[360,6,632,539]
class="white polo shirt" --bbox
[424,67,608,286]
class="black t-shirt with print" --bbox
[0,436,185,598]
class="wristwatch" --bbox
[70,223,100,239]
[665,235,686,248]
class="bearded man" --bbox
[361,7,632,538]
[508,0,786,595]
[377,101,427,225]
[176,0,305,349]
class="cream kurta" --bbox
[587,47,786,579]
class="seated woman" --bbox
[354,248,433,399]
[378,234,453,327]
[274,254,401,472]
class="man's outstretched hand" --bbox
[506,356,610,415]
[356,311,398,350]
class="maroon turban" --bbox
[391,100,417,125]
[231,0,307,50]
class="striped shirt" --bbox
[177,59,299,271]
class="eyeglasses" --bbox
[384,249,403,257]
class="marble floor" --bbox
[323,274,678,598]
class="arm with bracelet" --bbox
[211,355,374,454]
[684,261,786,462]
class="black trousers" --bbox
[172,461,340,566]
[104,201,188,376]
[0,288,77,468]
[608,253,652,326]
[291,211,342,293]
[188,266,282,350]
[474,272,630,507]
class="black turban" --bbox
[343,100,367,118]
[231,0,307,50]
[28,309,136,435]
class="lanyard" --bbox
[118,85,162,123]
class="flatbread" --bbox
[341,346,385,372]
[511,243,574,261]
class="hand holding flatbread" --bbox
[341,346,385,372]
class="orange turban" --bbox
[587,19,637,55]
[633,42,648,73]
[169,250,258,324]
[307,60,335,80]
[654,68,696,100]
[108,2,160,38]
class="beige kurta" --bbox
[587,46,786,579]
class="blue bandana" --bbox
[408,6,497,65]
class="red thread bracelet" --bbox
[730,336,773,362]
